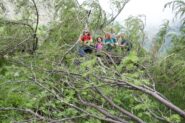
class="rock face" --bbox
[1,0,54,25]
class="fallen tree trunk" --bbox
[103,78,185,119]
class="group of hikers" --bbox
[78,30,132,57]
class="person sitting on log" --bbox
[103,32,116,51]
[117,33,132,52]
[79,30,93,57]
[95,37,103,52]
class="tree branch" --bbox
[77,94,128,123]
[94,86,145,123]
[0,107,47,121]
[0,19,34,32]
[31,0,39,51]
[106,0,130,25]
[102,77,185,119]
[31,0,39,34]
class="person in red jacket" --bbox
[79,30,93,57]
[80,30,93,45]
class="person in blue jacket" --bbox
[103,32,116,51]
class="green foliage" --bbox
[0,0,184,123]
[164,0,185,24]
[151,20,170,61]
[124,16,146,56]
[124,16,145,44]
[167,114,181,123]
[0,40,180,122]
[47,0,84,44]
[151,53,185,112]
[149,7,185,123]
[118,51,139,72]
[150,3,185,113]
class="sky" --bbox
[78,0,174,24]
[78,0,176,38]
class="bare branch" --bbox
[77,94,128,123]
[0,19,34,32]
[60,39,80,63]
[0,107,47,121]
[94,87,145,123]
[31,0,39,34]
[0,35,33,56]
[31,0,39,51]
[101,77,185,119]
[106,0,130,25]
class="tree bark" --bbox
[94,87,145,123]
[111,79,185,119]
[31,0,39,51]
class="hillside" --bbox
[0,0,185,123]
